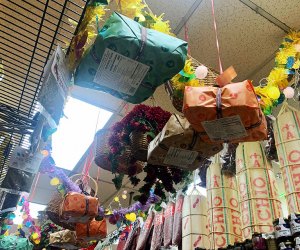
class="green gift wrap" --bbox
[74,12,188,103]
[0,236,33,250]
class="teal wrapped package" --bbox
[74,12,188,103]
[0,236,33,250]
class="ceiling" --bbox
[1,0,299,225]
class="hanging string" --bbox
[210,0,223,74]
[184,24,191,55]
[81,108,101,185]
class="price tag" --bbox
[201,115,247,141]
[93,49,150,96]
[163,147,198,168]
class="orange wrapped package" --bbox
[60,192,99,223]
[76,219,107,241]
[183,80,267,143]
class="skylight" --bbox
[51,97,112,170]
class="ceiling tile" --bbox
[250,0,300,29]
[177,0,285,83]
[146,0,199,30]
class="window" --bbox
[51,97,112,170]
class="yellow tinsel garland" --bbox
[254,31,300,114]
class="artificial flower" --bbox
[267,68,289,89]
[149,13,173,36]
[118,0,145,19]
[275,46,297,66]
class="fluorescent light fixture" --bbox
[14,202,46,225]
[52,97,112,170]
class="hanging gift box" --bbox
[147,114,223,170]
[236,141,282,240]
[74,12,187,104]
[60,192,99,224]
[76,219,107,241]
[183,81,267,143]
[165,56,219,113]
[182,191,210,250]
[0,235,33,250]
[206,156,242,249]
[273,103,300,214]
[49,229,78,249]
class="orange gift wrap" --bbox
[274,103,300,214]
[183,81,267,143]
[236,142,282,240]
[76,219,107,241]
[206,156,242,249]
[60,192,99,223]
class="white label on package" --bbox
[93,49,150,96]
[9,146,44,173]
[163,147,198,168]
[201,115,247,141]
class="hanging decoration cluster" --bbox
[255,31,300,115]
[68,0,173,71]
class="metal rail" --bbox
[0,0,89,183]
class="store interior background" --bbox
[1,0,300,232]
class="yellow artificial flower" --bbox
[149,13,173,36]
[267,68,289,89]
[285,31,300,45]
[187,79,204,87]
[118,0,145,19]
[183,59,194,75]
[171,79,186,91]
[276,46,297,65]
[293,59,300,69]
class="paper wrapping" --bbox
[206,159,242,249]
[273,103,300,214]
[61,192,99,223]
[76,219,107,241]
[0,235,33,250]
[150,211,164,250]
[136,211,155,250]
[182,194,209,250]
[49,229,78,249]
[75,12,187,104]
[123,221,140,250]
[147,114,223,170]
[183,81,267,143]
[172,194,184,247]
[163,202,175,247]
[236,142,282,240]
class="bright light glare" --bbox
[14,203,46,225]
[52,97,112,170]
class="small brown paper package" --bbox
[147,114,223,170]
[49,229,78,249]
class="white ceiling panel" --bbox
[251,0,300,29]
[177,0,285,83]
